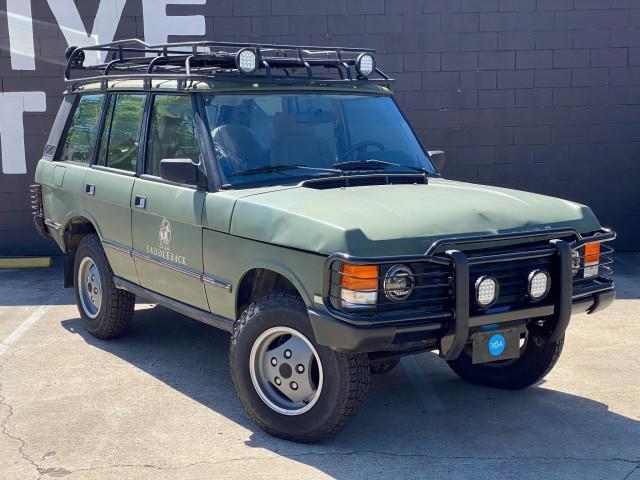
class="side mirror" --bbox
[159,158,199,185]
[428,150,446,174]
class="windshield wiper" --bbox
[331,159,429,175]
[231,164,341,177]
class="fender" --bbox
[235,259,314,309]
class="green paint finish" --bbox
[203,228,326,319]
[229,178,601,257]
[131,179,209,310]
[83,168,138,282]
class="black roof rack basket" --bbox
[64,38,393,89]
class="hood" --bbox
[229,178,601,256]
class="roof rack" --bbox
[64,38,393,90]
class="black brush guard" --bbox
[311,228,615,355]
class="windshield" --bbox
[203,93,435,187]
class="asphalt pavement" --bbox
[0,254,638,479]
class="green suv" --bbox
[33,40,616,442]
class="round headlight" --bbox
[384,264,415,302]
[236,48,257,74]
[528,270,550,301]
[475,276,498,307]
[356,53,376,77]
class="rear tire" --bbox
[446,334,564,390]
[73,234,134,339]
[229,292,370,443]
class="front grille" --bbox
[468,255,553,315]
[378,262,453,314]
[326,229,615,327]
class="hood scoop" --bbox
[301,173,427,190]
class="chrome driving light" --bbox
[236,48,257,74]
[475,276,498,307]
[383,264,415,302]
[528,269,550,301]
[355,53,376,77]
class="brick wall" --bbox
[0,0,639,254]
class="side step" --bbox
[113,276,234,333]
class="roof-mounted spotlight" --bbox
[355,53,376,77]
[236,48,258,74]
[65,46,85,67]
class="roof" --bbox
[64,39,394,93]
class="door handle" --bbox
[134,195,147,209]
[85,184,95,195]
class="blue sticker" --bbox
[488,334,506,356]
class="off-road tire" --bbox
[229,292,370,443]
[369,357,400,375]
[73,234,134,339]
[446,334,564,390]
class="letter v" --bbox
[47,0,127,65]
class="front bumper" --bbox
[309,228,616,355]
[309,286,614,353]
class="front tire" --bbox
[229,292,370,443]
[446,334,564,390]
[73,234,134,339]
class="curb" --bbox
[0,257,53,268]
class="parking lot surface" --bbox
[0,254,639,480]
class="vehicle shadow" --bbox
[61,305,640,479]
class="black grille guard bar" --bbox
[322,228,616,360]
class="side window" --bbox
[146,95,201,177]
[97,94,146,172]
[58,94,104,163]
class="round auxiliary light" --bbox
[356,53,376,77]
[475,276,499,308]
[384,264,415,302]
[528,269,551,301]
[236,48,257,74]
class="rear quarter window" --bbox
[57,94,104,163]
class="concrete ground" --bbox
[0,254,638,480]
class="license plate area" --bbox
[471,326,525,364]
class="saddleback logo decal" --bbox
[146,218,187,266]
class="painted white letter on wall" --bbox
[7,0,36,70]
[47,0,127,65]
[142,0,206,46]
[0,92,47,174]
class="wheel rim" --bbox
[249,326,324,416]
[78,256,102,319]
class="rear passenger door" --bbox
[46,94,103,231]
[84,93,146,284]
[130,94,209,310]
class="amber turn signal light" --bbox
[584,242,600,265]
[340,264,378,291]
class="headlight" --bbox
[528,269,550,301]
[236,48,257,74]
[571,250,580,276]
[383,264,415,302]
[475,276,498,307]
[355,53,376,77]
